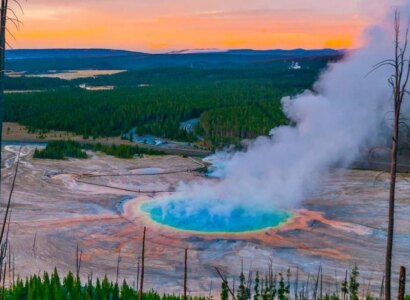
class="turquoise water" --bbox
[141,199,292,233]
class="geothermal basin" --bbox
[141,197,292,233]
[3,145,410,296]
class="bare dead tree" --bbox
[334,268,339,299]
[184,248,188,300]
[7,239,10,287]
[1,251,6,300]
[136,256,140,289]
[378,271,385,298]
[373,11,410,300]
[32,232,36,256]
[11,252,13,286]
[313,264,322,300]
[0,0,24,199]
[138,227,146,300]
[320,269,323,300]
[398,266,406,300]
[214,267,237,300]
[115,249,121,285]
[0,2,7,181]
[294,267,299,300]
[0,121,17,296]
[342,271,347,300]
[0,149,18,297]
[208,280,213,300]
[0,2,23,293]
[75,244,83,281]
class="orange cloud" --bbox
[8,1,370,52]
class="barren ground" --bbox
[25,70,126,80]
[1,145,409,296]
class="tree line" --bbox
[0,265,408,300]
[4,64,324,147]
[33,141,164,160]
[5,268,205,300]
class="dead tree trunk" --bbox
[0,0,23,198]
[184,248,188,300]
[398,266,406,300]
[382,11,410,300]
[116,250,121,285]
[75,244,82,281]
[136,256,140,289]
[0,1,6,191]
[138,227,146,300]
[215,267,237,300]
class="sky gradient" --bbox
[8,0,392,52]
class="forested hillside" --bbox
[5,48,341,72]
[5,59,334,148]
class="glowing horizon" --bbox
[7,0,390,53]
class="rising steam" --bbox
[158,2,409,217]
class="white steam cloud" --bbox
[162,2,409,216]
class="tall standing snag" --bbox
[138,227,146,300]
[184,248,188,300]
[0,0,23,197]
[137,256,140,289]
[116,249,121,284]
[375,11,410,300]
[379,273,385,300]
[75,244,82,281]
[398,266,406,300]
[0,4,23,296]
[215,267,237,300]
[0,0,7,190]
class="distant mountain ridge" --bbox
[6,48,342,59]
[167,48,226,54]
[226,48,341,56]
[5,48,343,72]
[6,49,141,60]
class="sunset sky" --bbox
[9,0,393,53]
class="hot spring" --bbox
[141,197,292,233]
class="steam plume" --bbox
[160,2,409,216]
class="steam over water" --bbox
[141,198,291,233]
[151,1,410,221]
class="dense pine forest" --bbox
[4,59,332,148]
[3,266,409,300]
[5,269,205,300]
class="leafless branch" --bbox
[0,146,21,246]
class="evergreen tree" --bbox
[254,272,260,300]
[261,275,270,300]
[237,271,247,300]
[95,278,102,300]
[278,273,289,300]
[113,282,120,300]
[348,266,360,300]
[221,280,229,300]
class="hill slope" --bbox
[5,48,342,72]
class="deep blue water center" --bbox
[141,199,292,233]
